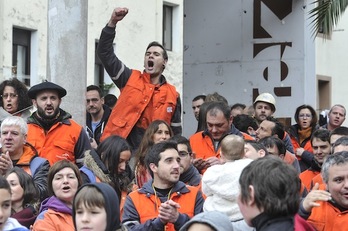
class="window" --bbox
[163,5,173,51]
[12,28,31,85]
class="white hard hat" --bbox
[253,93,276,112]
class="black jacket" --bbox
[86,104,112,144]
[251,213,294,231]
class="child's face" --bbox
[0,189,11,230]
[75,204,107,231]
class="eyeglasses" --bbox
[178,151,191,157]
[1,93,18,99]
[299,114,312,119]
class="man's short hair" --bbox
[332,137,348,151]
[329,104,346,116]
[233,114,258,133]
[104,94,118,108]
[220,135,245,160]
[146,41,168,61]
[321,151,348,184]
[1,116,27,135]
[86,85,103,97]
[265,117,285,140]
[170,135,192,154]
[205,92,229,106]
[206,101,231,122]
[192,95,206,102]
[311,129,330,145]
[239,156,300,217]
[259,136,286,156]
[145,141,178,177]
[330,126,348,140]
[245,140,269,155]
[231,103,246,111]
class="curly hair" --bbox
[0,78,32,112]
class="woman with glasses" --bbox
[0,78,32,123]
[288,104,318,172]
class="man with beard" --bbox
[97,7,182,151]
[26,81,91,168]
[122,141,204,230]
[85,85,111,148]
[253,92,294,153]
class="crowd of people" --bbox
[0,5,347,231]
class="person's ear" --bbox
[32,99,37,107]
[149,163,157,173]
[279,154,285,160]
[247,126,255,135]
[248,185,256,206]
[229,115,233,127]
[258,149,266,158]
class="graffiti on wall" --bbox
[253,0,293,101]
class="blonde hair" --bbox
[220,135,244,161]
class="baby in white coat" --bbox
[202,134,254,230]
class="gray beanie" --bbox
[179,211,234,231]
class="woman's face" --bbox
[0,188,11,230]
[298,108,312,129]
[152,123,171,143]
[6,173,24,205]
[52,167,79,205]
[118,150,131,175]
[2,86,19,114]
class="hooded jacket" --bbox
[73,183,121,231]
[27,109,91,168]
[32,196,73,231]
[122,179,204,231]
[12,142,50,201]
[86,104,112,145]
[202,158,253,221]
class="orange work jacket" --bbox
[129,186,199,231]
[101,70,178,141]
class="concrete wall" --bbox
[315,11,348,126]
[1,0,48,82]
[183,0,316,136]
